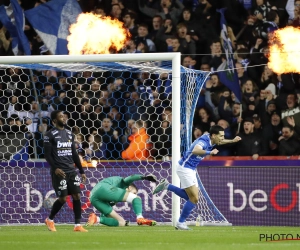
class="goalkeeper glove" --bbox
[142,174,157,182]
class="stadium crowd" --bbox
[1,0,300,160]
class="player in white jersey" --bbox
[153,125,241,230]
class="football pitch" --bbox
[0,225,300,250]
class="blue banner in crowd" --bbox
[217,8,241,103]
[0,0,31,55]
[24,0,81,55]
[239,0,252,10]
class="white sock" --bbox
[75,224,81,227]
[48,218,53,222]
[96,216,100,223]
[137,215,143,219]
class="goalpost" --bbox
[0,53,230,226]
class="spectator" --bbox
[107,78,129,106]
[74,133,84,156]
[201,39,223,71]
[124,91,151,121]
[161,106,172,126]
[291,0,300,26]
[235,117,268,159]
[134,24,156,52]
[236,62,249,86]
[256,10,279,40]
[90,106,106,128]
[258,65,277,90]
[149,15,163,41]
[71,103,93,135]
[278,125,300,156]
[6,96,22,118]
[123,39,139,53]
[0,26,12,55]
[85,134,106,160]
[121,120,152,160]
[216,119,234,156]
[40,84,56,104]
[155,18,174,52]
[257,89,277,126]
[18,101,42,133]
[253,0,271,22]
[193,107,215,133]
[192,126,203,141]
[87,79,102,106]
[175,23,196,56]
[241,79,259,118]
[122,119,135,145]
[99,90,111,113]
[262,110,283,155]
[123,12,138,37]
[110,3,123,20]
[98,117,123,160]
[3,114,27,133]
[138,0,185,25]
[182,55,196,68]
[281,93,300,127]
[252,114,263,136]
[108,106,126,136]
[92,5,106,16]
[151,119,172,160]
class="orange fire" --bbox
[268,27,300,74]
[67,13,130,55]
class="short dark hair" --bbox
[135,120,144,128]
[51,110,62,122]
[129,183,138,192]
[209,125,224,135]
[283,125,294,131]
[153,15,162,20]
[123,11,136,20]
[164,107,172,113]
[138,23,149,30]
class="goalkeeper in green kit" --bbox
[86,174,157,227]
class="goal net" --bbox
[0,53,230,226]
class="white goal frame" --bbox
[0,53,181,226]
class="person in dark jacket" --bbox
[235,117,268,159]
[278,125,300,156]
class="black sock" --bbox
[49,199,65,220]
[73,199,81,224]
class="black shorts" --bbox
[51,171,81,197]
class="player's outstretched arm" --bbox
[218,136,242,145]
[123,174,157,185]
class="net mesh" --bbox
[0,59,228,225]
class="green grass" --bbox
[1,225,300,250]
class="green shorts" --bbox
[90,183,126,216]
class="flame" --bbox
[268,27,300,74]
[67,13,130,55]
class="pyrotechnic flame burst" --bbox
[67,13,130,55]
[268,27,300,74]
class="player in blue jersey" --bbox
[153,125,241,230]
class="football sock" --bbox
[100,217,119,226]
[168,184,189,200]
[49,199,65,220]
[132,197,143,217]
[179,200,196,223]
[73,200,82,224]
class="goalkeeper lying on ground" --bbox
[86,174,157,227]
